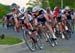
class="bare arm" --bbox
[43,14,49,21]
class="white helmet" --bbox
[61,9,65,13]
[65,6,70,10]
[19,7,27,14]
[32,5,41,12]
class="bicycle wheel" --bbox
[36,34,44,49]
[45,32,56,47]
[23,30,36,51]
[63,31,69,40]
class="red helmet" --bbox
[54,6,59,12]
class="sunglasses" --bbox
[11,8,18,11]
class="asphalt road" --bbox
[0,26,75,53]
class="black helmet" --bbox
[10,3,18,9]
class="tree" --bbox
[0,4,10,19]
[26,0,49,9]
[26,0,75,10]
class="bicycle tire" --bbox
[23,30,36,51]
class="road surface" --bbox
[0,26,75,53]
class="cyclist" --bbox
[32,6,57,40]
[64,6,74,33]
[46,7,54,25]
[2,12,14,28]
[10,3,20,32]
[19,7,33,31]
[10,3,33,33]
[52,6,67,39]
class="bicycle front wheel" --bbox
[23,30,36,51]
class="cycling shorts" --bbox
[37,17,46,25]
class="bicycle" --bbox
[38,26,58,47]
[23,26,43,51]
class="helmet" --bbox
[65,6,70,10]
[19,7,27,14]
[10,3,18,9]
[32,5,41,12]
[54,6,59,12]
[61,9,65,13]
[54,6,59,11]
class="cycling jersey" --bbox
[53,10,59,18]
[6,15,12,20]
[34,10,47,25]
[57,13,62,22]
[67,14,72,20]
[12,13,21,19]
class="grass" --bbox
[0,19,2,25]
[0,22,2,25]
[0,36,22,45]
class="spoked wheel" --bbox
[67,30,72,38]
[45,32,56,47]
[63,31,69,40]
[23,30,43,51]
[36,34,44,50]
[48,38,55,47]
[23,30,36,51]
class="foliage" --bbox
[27,0,75,10]
[0,4,10,19]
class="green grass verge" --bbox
[0,36,22,45]
[0,22,2,25]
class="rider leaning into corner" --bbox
[10,3,33,32]
[32,5,57,40]
[10,3,20,32]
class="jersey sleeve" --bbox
[28,15,33,22]
[40,10,46,14]
[13,14,18,18]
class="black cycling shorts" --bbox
[37,18,46,25]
